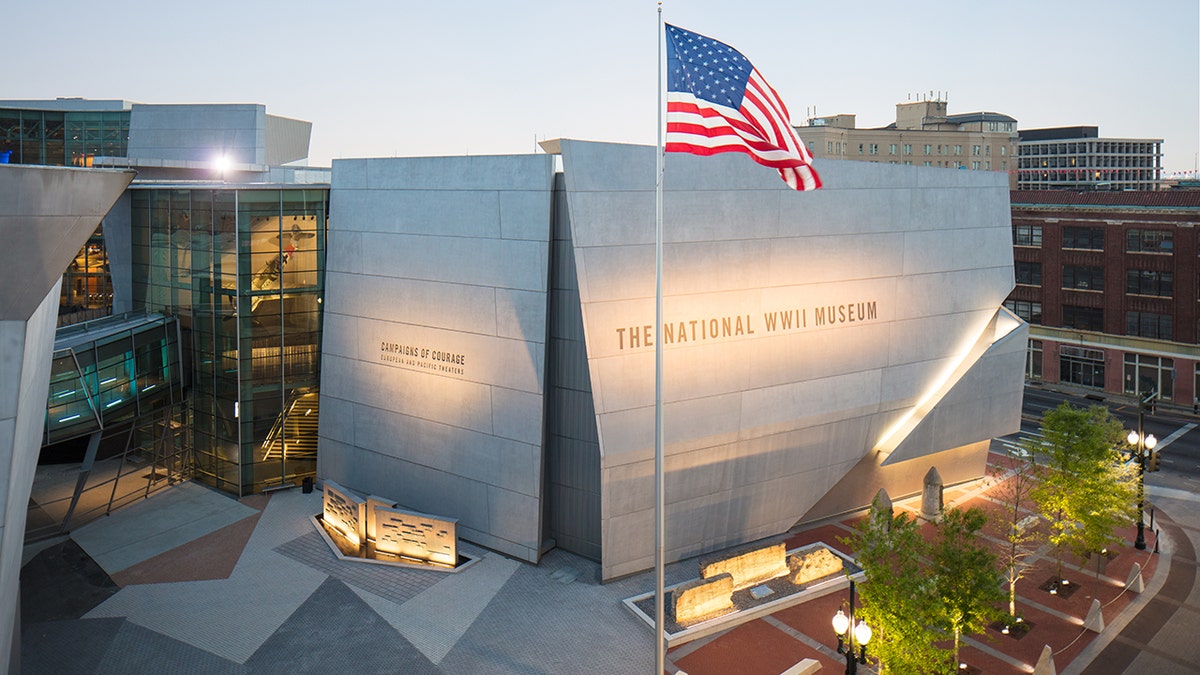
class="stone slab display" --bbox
[787,546,843,586]
[698,542,789,591]
[322,480,366,547]
[365,495,398,543]
[670,573,734,626]
[373,505,458,567]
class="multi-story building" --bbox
[1007,190,1200,404]
[1017,126,1163,191]
[796,98,1019,186]
[1,98,329,496]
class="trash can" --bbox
[302,476,314,494]
[0,151,11,164]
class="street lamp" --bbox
[1126,425,1157,551]
[832,580,872,674]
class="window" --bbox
[1124,353,1174,400]
[1004,300,1042,324]
[1062,305,1103,331]
[889,144,897,155]
[1059,345,1105,388]
[1015,261,1042,286]
[923,144,932,155]
[1126,269,1172,297]
[1027,339,1043,379]
[923,161,932,167]
[971,161,981,170]
[1062,265,1104,291]
[1126,311,1172,340]
[868,143,879,155]
[903,144,912,155]
[972,145,981,156]
[827,141,834,153]
[954,145,962,155]
[1126,229,1173,253]
[858,144,864,155]
[1061,226,1103,250]
[1001,146,1007,156]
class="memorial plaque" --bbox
[373,505,458,567]
[322,480,366,547]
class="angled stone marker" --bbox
[1033,644,1056,675]
[1126,562,1144,593]
[1083,597,1104,632]
[920,466,944,522]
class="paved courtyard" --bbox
[19,447,1200,674]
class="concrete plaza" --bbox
[20,446,1200,674]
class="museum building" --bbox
[317,140,1028,580]
[4,99,1027,592]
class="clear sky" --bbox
[10,1,1199,173]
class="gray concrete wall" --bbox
[556,141,1024,579]
[104,191,133,315]
[318,155,555,563]
[128,104,267,166]
[0,164,132,674]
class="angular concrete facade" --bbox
[318,156,556,563]
[0,165,134,673]
[318,142,1026,579]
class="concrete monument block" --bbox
[1033,644,1056,675]
[1083,598,1104,632]
[365,495,398,543]
[699,542,789,591]
[322,480,366,547]
[787,547,844,586]
[373,505,458,567]
[1126,562,1144,594]
[670,573,735,626]
[920,466,944,522]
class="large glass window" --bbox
[1062,265,1104,291]
[1015,261,1042,286]
[1126,229,1173,253]
[1063,305,1104,331]
[1126,269,1172,297]
[1125,311,1172,340]
[1124,353,1173,400]
[1062,226,1103,250]
[131,186,327,496]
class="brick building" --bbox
[1008,190,1200,405]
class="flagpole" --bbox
[654,3,667,675]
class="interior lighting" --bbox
[100,377,118,385]
[55,390,76,398]
[58,414,81,423]
[105,399,123,408]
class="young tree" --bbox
[930,506,1005,669]
[843,503,945,674]
[1030,402,1138,581]
[991,443,1041,618]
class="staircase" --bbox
[261,390,320,462]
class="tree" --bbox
[930,506,1005,669]
[843,503,944,674]
[991,443,1041,618]
[1030,402,1139,581]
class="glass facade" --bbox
[46,314,184,445]
[0,108,130,166]
[131,187,327,495]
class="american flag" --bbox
[665,24,821,191]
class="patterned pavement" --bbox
[20,450,1200,674]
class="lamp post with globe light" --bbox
[1127,390,1157,550]
[832,580,872,674]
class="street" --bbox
[1009,384,1200,495]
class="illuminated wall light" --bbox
[58,414,81,423]
[54,390,76,398]
[142,384,156,392]
[100,377,118,385]
[875,308,1024,458]
[105,398,123,408]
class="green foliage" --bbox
[1030,402,1139,577]
[930,507,1005,668]
[843,505,962,674]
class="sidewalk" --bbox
[19,448,1200,674]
